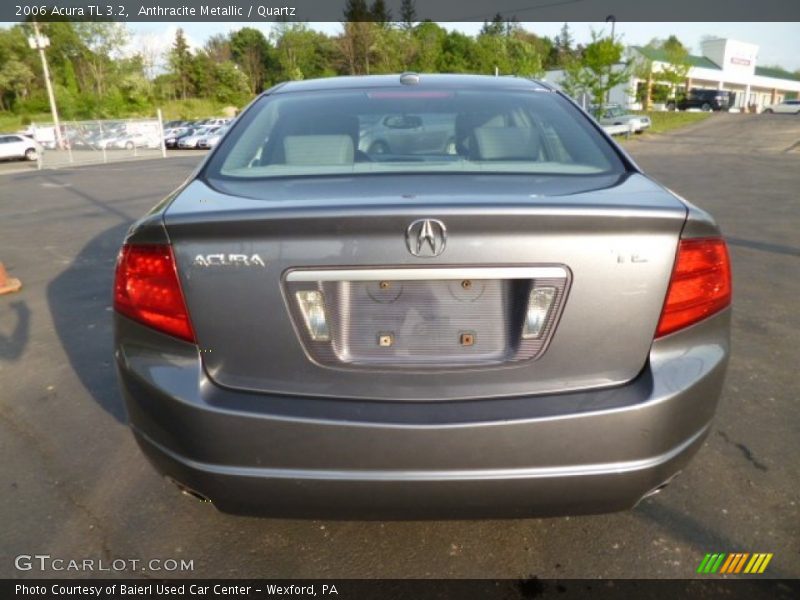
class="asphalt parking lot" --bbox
[0,114,798,580]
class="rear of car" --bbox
[114,75,731,518]
[677,89,732,111]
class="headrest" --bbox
[471,127,540,161]
[283,135,354,165]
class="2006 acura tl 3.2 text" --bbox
[113,74,731,518]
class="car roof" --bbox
[269,74,550,95]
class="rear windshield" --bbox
[205,87,625,180]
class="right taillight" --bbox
[656,237,731,338]
[114,244,196,343]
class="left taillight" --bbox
[113,244,196,343]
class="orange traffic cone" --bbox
[0,261,22,295]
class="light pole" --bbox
[606,15,616,41]
[28,20,63,150]
[605,15,617,103]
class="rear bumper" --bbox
[116,310,729,519]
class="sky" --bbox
[123,21,800,71]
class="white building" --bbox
[545,38,800,112]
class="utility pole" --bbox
[29,20,63,150]
[605,15,617,104]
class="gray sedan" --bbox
[114,74,731,518]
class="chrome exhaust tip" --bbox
[637,471,682,504]
[166,477,212,504]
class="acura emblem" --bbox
[406,219,447,257]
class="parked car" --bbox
[359,113,456,155]
[204,118,231,127]
[113,132,161,150]
[0,134,41,161]
[671,89,733,112]
[762,99,800,114]
[165,128,196,149]
[593,104,651,133]
[196,126,229,149]
[114,74,731,518]
[178,126,219,149]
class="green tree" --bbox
[562,30,629,106]
[370,0,391,24]
[480,14,506,37]
[657,36,691,101]
[400,0,416,30]
[439,31,475,73]
[168,28,193,100]
[548,22,575,68]
[273,22,334,80]
[230,27,272,93]
[410,21,446,72]
[74,22,129,97]
[0,59,34,110]
[343,0,371,21]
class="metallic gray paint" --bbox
[115,75,730,517]
[116,308,729,518]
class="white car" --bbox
[0,134,41,161]
[762,100,800,114]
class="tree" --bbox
[370,0,391,24]
[74,22,129,97]
[562,30,630,107]
[230,27,272,94]
[204,34,232,64]
[343,0,371,21]
[273,22,336,80]
[549,22,575,68]
[400,0,416,30]
[480,14,506,37]
[0,59,34,110]
[410,21,446,72]
[657,36,691,101]
[439,31,475,73]
[633,36,691,109]
[168,28,193,100]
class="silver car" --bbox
[359,113,456,155]
[114,74,731,518]
[595,104,651,133]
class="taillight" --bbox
[113,244,196,342]
[656,238,731,337]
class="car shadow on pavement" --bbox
[46,222,131,423]
[0,300,30,361]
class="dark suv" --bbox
[671,89,733,112]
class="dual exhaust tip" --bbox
[166,477,212,504]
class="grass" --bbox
[630,110,713,135]
[0,111,51,134]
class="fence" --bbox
[28,113,166,170]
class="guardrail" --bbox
[26,112,166,170]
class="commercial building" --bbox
[545,38,800,111]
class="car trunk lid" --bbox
[164,173,686,401]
